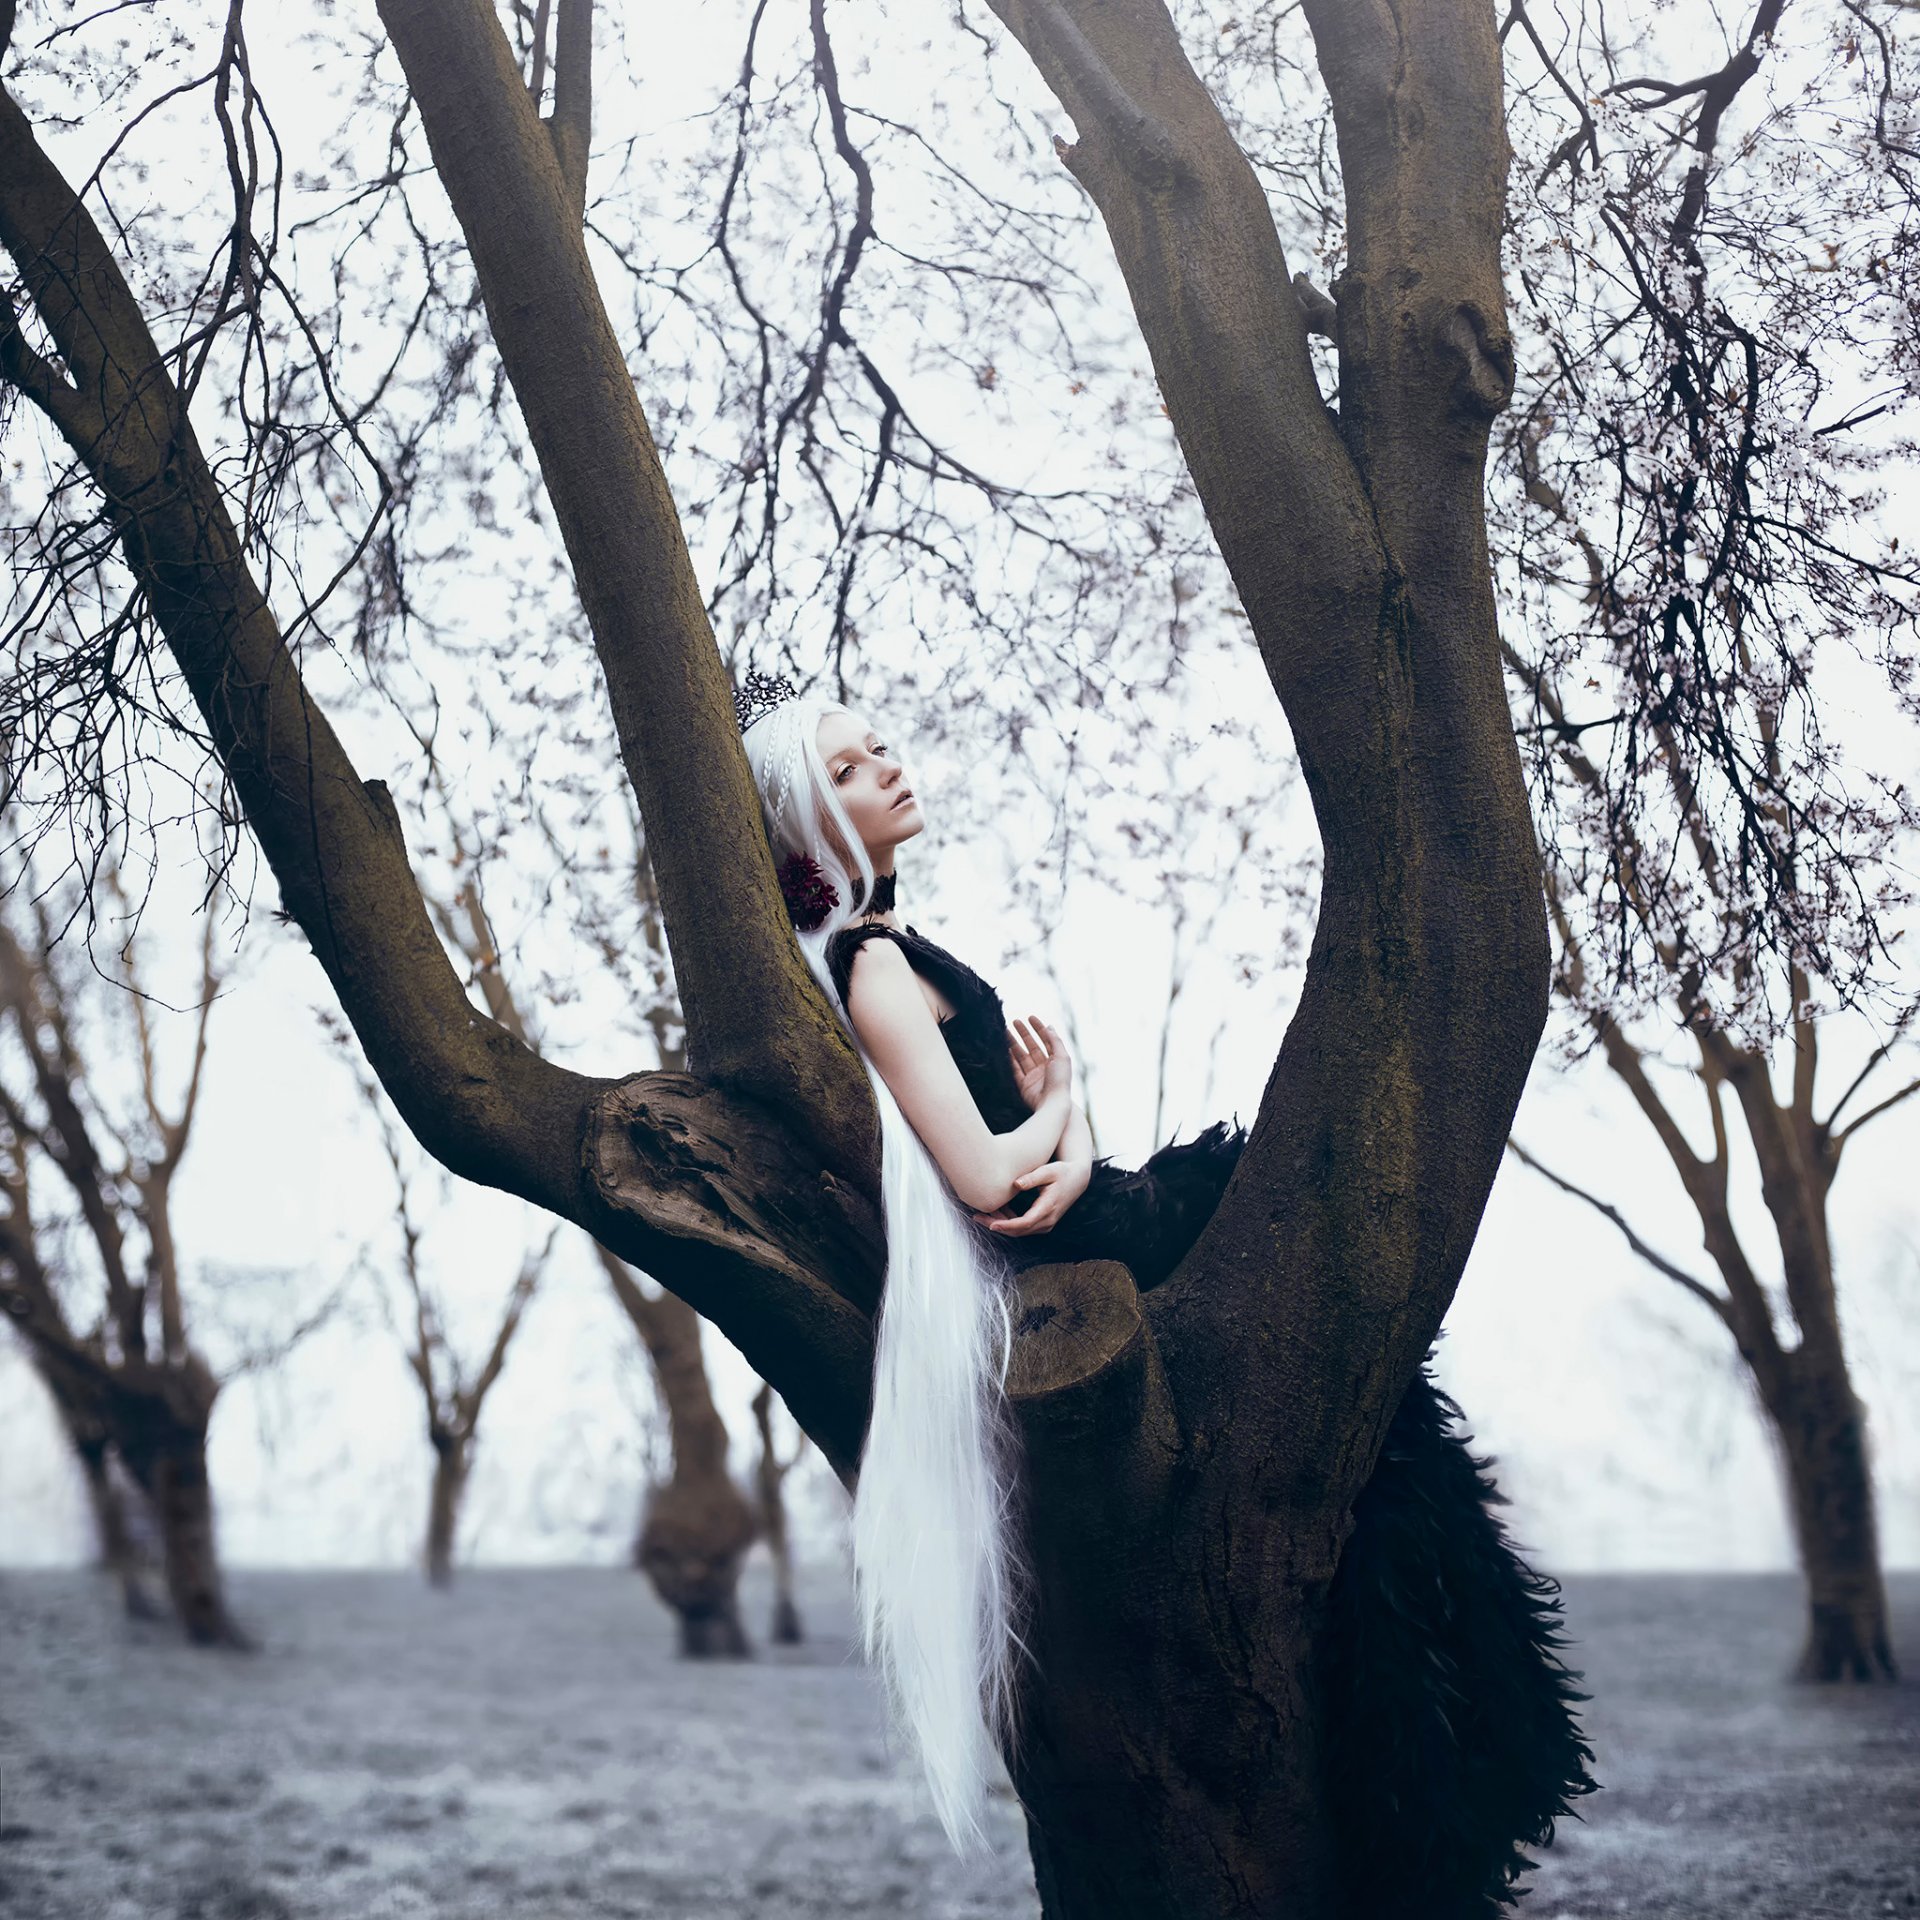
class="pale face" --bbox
[816,709,924,867]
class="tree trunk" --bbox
[1003,1260,1341,1917]
[425,1434,470,1591]
[1766,1350,1897,1681]
[113,1357,251,1650]
[143,1436,250,1650]
[753,1385,804,1646]
[75,1437,165,1622]
[607,1255,759,1658]
[769,1578,803,1648]
[635,1476,756,1658]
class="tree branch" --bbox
[1834,1075,1920,1150]
[0,84,597,1217]
[0,81,886,1472]
[0,914,145,1355]
[985,0,1548,1512]
[1013,0,1183,183]
[1504,1136,1732,1322]
[1304,0,1518,483]
[1820,1005,1919,1137]
[373,0,878,1171]
[463,1229,552,1416]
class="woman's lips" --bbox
[891,790,916,810]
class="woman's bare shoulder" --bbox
[836,925,954,1027]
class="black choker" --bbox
[860,871,898,917]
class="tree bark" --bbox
[1006,1258,1343,1915]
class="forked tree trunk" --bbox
[1519,897,1903,1689]
[1764,1344,1896,1681]
[425,1432,471,1591]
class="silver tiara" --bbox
[735,668,799,735]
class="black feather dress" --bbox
[830,919,1598,1917]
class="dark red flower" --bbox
[777,851,839,931]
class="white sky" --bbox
[1,1,1917,1580]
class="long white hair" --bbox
[743,691,1033,1854]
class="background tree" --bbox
[364,1084,553,1588]
[1508,975,1911,1682]
[0,865,245,1645]
[1485,0,1920,1683]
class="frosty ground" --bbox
[1,1563,1914,1919]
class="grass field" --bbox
[1,1564,1914,1918]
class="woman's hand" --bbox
[972,1157,1093,1237]
[1008,1015,1072,1112]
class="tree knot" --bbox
[1440,304,1514,419]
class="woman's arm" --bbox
[975,1097,1095,1237]
[845,939,1072,1213]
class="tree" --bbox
[1509,869,1912,1681]
[601,1240,761,1657]
[0,867,247,1645]
[4,0,1559,1909]
[366,1085,552,1588]
[1487,0,1918,1682]
[1509,1018,1909,1681]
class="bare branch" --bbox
[463,1227,554,1415]
[0,83,600,1216]
[1504,1135,1733,1324]
[1820,1005,1920,1133]
[1834,1075,1920,1150]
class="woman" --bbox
[740,669,1595,1909]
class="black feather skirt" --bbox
[1001,1120,1599,1917]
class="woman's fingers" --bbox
[984,1164,1064,1235]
